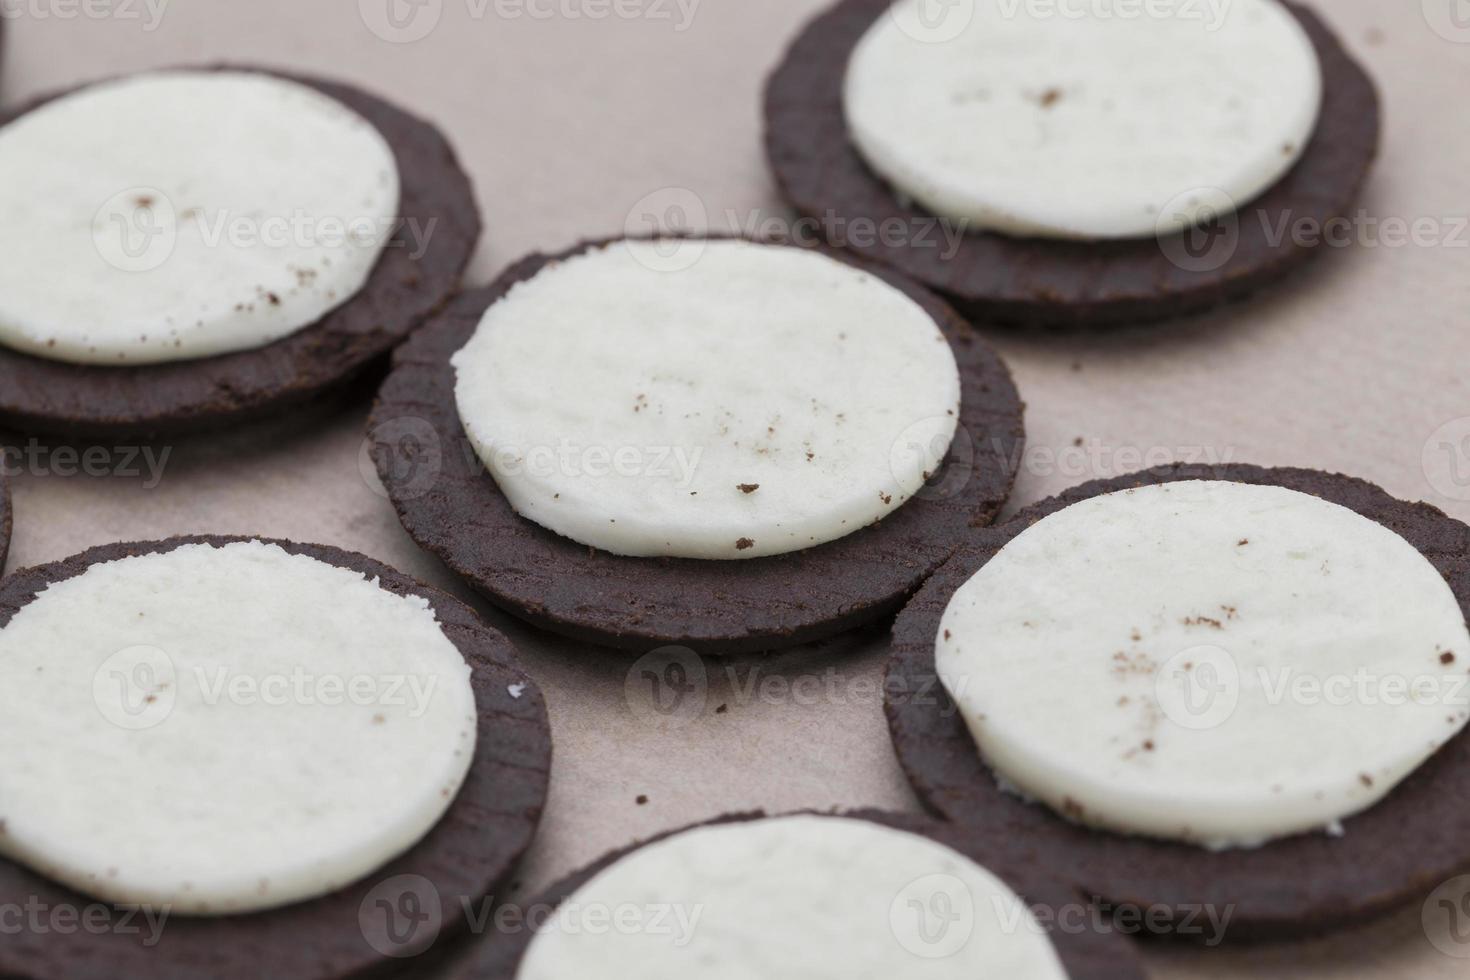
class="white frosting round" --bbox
[517,815,1068,979]
[0,71,400,365]
[452,240,961,560]
[843,0,1323,240]
[937,481,1470,849]
[0,541,477,915]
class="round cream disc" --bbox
[452,240,961,560]
[0,70,400,365]
[936,481,1470,849]
[0,541,477,915]
[843,0,1323,240]
[517,814,1068,979]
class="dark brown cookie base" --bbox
[369,237,1025,655]
[0,536,552,980]
[885,463,1470,940]
[460,810,1146,979]
[0,66,480,439]
[765,0,1380,327]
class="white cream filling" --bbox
[844,0,1322,240]
[517,815,1068,979]
[0,70,400,365]
[937,481,1470,849]
[0,541,477,915]
[452,240,961,560]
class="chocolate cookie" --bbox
[764,0,1380,327]
[0,66,479,438]
[368,237,1024,654]
[885,463,1470,940]
[460,810,1146,979]
[0,536,551,980]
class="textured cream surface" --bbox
[937,482,1470,848]
[3,1,1461,975]
[518,815,1068,979]
[0,71,399,364]
[0,541,477,915]
[844,0,1322,239]
[453,240,961,559]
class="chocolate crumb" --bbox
[715,704,728,715]
[1441,652,1457,665]
[738,484,760,494]
[636,795,649,806]
[735,538,755,551]
[1360,774,1374,788]
[1039,88,1062,108]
